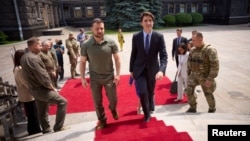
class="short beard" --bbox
[93,33,104,39]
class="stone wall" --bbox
[0,0,59,41]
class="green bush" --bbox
[0,31,8,45]
[175,13,192,26]
[162,14,176,26]
[191,12,203,25]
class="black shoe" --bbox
[208,108,216,113]
[150,111,154,114]
[54,126,70,132]
[144,115,151,122]
[29,131,42,135]
[75,73,80,76]
[111,111,119,120]
[59,78,63,81]
[186,108,197,113]
[42,128,52,134]
[96,120,107,130]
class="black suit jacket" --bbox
[172,36,187,58]
[129,31,168,80]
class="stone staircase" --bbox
[17,108,250,141]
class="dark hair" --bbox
[91,18,104,26]
[80,28,84,32]
[192,30,197,34]
[177,43,188,55]
[140,11,155,22]
[176,28,182,32]
[13,49,25,72]
[57,40,63,45]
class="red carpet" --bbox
[49,75,187,115]
[49,75,192,141]
[94,115,193,141]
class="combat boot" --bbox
[75,71,80,76]
[208,108,216,113]
[186,107,197,113]
[71,70,75,79]
[96,120,107,130]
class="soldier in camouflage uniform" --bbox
[65,33,80,79]
[185,32,219,113]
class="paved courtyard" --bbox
[0,24,250,141]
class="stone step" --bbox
[18,112,250,141]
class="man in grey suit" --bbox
[129,11,168,122]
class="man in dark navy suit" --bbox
[172,28,187,67]
[129,12,168,122]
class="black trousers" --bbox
[58,63,64,79]
[175,55,179,68]
[136,69,156,119]
[23,100,41,135]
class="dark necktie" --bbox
[145,34,150,53]
[178,37,181,45]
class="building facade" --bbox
[0,0,61,41]
[0,0,249,41]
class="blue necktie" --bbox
[145,34,150,53]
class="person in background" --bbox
[174,43,189,102]
[129,12,168,122]
[13,49,41,135]
[48,38,60,88]
[187,40,193,51]
[185,32,219,113]
[80,18,121,130]
[187,30,197,43]
[20,37,68,133]
[40,40,58,89]
[172,28,188,68]
[117,28,125,51]
[129,77,141,114]
[66,32,80,79]
[187,38,202,95]
[77,28,87,46]
[53,40,65,81]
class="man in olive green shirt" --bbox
[80,18,121,130]
[40,40,58,88]
[21,37,68,133]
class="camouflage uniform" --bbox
[39,51,57,87]
[65,38,80,78]
[185,44,219,112]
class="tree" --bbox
[105,0,163,31]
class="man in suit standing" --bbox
[129,11,168,122]
[172,28,187,67]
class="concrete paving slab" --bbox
[1,24,250,141]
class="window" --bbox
[202,3,208,13]
[168,4,174,14]
[74,7,82,18]
[100,6,106,17]
[191,3,197,12]
[35,2,42,19]
[86,6,94,17]
[180,3,186,13]
[63,6,70,18]
[212,5,216,14]
[58,6,62,19]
